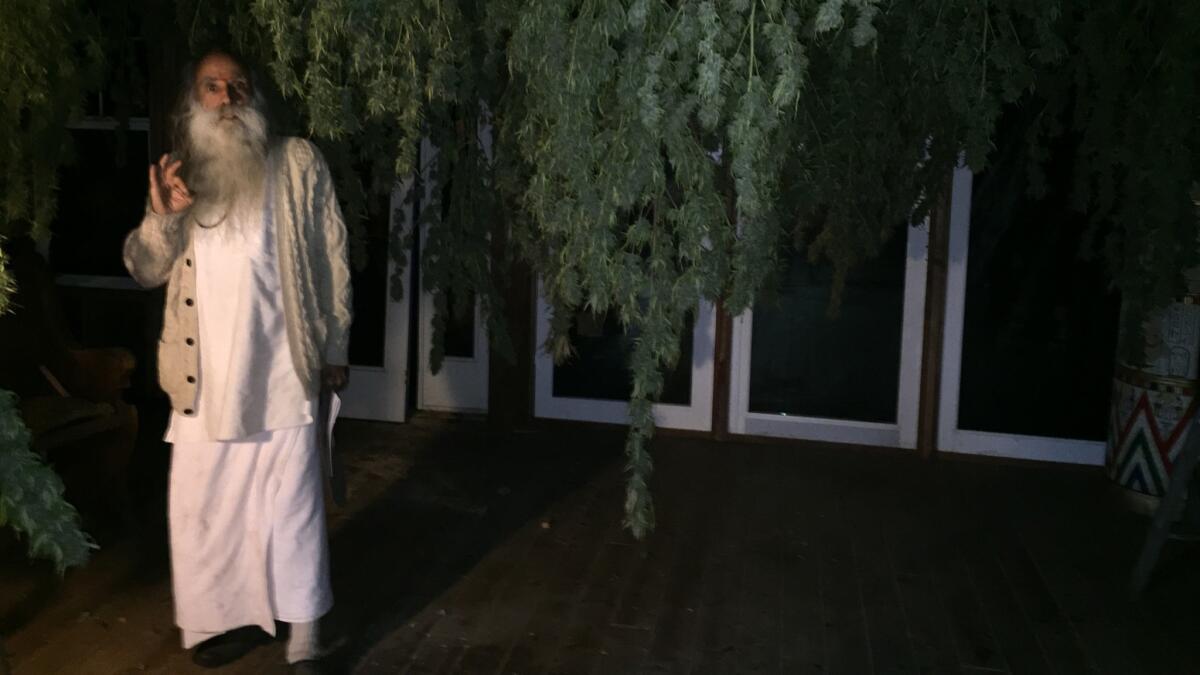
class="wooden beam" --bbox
[916,171,955,459]
[487,223,535,432]
[143,4,185,159]
[710,301,733,440]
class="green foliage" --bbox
[786,1,1064,304]
[2,0,1197,540]
[0,242,14,316]
[196,0,1150,538]
[177,0,511,370]
[0,0,103,242]
[0,1,99,570]
[0,390,94,573]
[1037,1,1200,354]
[490,0,1061,537]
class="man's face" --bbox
[183,52,269,210]
[194,53,252,117]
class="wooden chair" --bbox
[0,236,138,520]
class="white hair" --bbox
[180,93,270,231]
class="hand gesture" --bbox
[148,154,193,215]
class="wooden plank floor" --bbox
[3,417,1199,674]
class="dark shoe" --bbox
[291,659,324,674]
[191,625,272,668]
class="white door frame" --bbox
[416,280,491,413]
[936,166,1105,465]
[415,138,491,414]
[337,182,412,423]
[532,290,716,431]
[727,220,929,448]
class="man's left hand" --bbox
[322,365,349,392]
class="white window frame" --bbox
[726,220,930,449]
[68,117,151,132]
[339,182,413,423]
[936,166,1105,465]
[532,289,716,431]
[412,134,493,415]
[415,258,491,414]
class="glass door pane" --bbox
[729,223,928,448]
[347,192,391,368]
[952,103,1119,446]
[414,141,490,414]
[534,295,716,431]
[748,230,908,423]
[339,185,412,423]
[441,288,477,359]
[938,101,1117,464]
[551,309,694,405]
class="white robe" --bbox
[165,191,332,647]
[166,187,314,442]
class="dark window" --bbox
[552,309,694,405]
[347,191,390,367]
[748,228,908,423]
[440,288,477,359]
[50,127,151,276]
[956,101,1120,440]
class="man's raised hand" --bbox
[149,154,193,215]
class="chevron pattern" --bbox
[1108,375,1197,497]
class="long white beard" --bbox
[183,98,269,229]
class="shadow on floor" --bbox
[5,417,1200,675]
[318,419,621,673]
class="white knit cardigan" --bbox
[124,137,353,413]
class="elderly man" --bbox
[124,49,351,672]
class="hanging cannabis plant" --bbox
[1033,1,1200,348]
[0,0,100,571]
[6,1,1196,540]
[0,0,102,241]
[494,0,1068,536]
[184,0,1070,537]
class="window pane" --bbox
[748,229,908,423]
[552,309,693,405]
[441,288,476,359]
[50,128,150,276]
[957,104,1119,440]
[347,194,390,367]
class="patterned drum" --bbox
[1107,299,1200,497]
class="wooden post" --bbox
[143,4,185,159]
[711,302,733,440]
[916,171,955,459]
[487,223,535,432]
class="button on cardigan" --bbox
[124,138,353,414]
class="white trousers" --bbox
[169,424,332,648]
